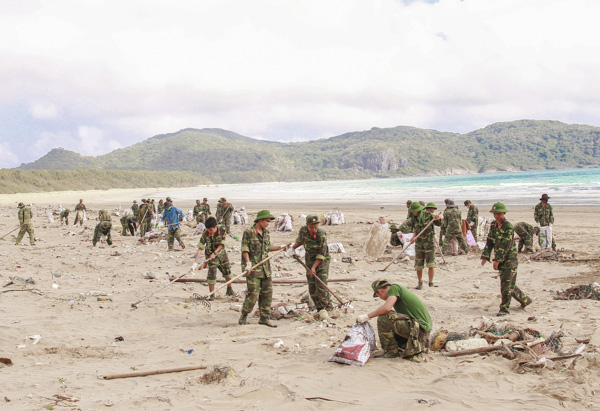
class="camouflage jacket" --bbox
[534,202,554,226]
[217,203,233,222]
[466,205,479,225]
[131,203,139,215]
[482,219,517,266]
[60,209,70,218]
[413,211,441,244]
[241,225,272,278]
[200,203,210,217]
[390,232,404,247]
[193,205,202,217]
[157,204,164,214]
[75,203,86,211]
[399,219,413,234]
[295,226,330,262]
[18,207,33,224]
[441,207,462,235]
[514,222,535,239]
[198,226,227,259]
[137,205,150,222]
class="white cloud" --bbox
[0,0,600,164]
[0,141,20,168]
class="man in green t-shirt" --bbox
[356,279,432,361]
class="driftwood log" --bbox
[103,365,207,380]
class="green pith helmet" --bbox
[306,214,319,225]
[406,200,412,205]
[372,279,390,297]
[221,197,227,202]
[254,210,275,222]
[534,226,541,235]
[389,224,398,231]
[490,202,508,213]
[203,198,207,201]
[425,202,437,209]
[133,200,137,203]
[464,200,471,206]
[409,202,424,213]
[196,199,200,203]
[18,202,24,208]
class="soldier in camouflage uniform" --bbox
[120,215,138,236]
[73,199,86,226]
[145,199,154,233]
[405,200,413,220]
[137,199,149,237]
[481,202,532,316]
[389,224,404,247]
[534,193,555,250]
[239,210,288,327]
[92,209,113,246]
[193,200,203,224]
[216,198,233,234]
[291,215,333,311]
[131,200,139,216]
[440,199,468,255]
[194,217,233,300]
[199,198,210,223]
[60,208,70,225]
[356,279,432,361]
[15,202,35,246]
[514,222,540,253]
[157,199,165,215]
[408,201,441,289]
[464,200,479,241]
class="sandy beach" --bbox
[1,188,599,410]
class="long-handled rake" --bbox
[292,254,352,308]
[193,247,287,310]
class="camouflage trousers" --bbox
[16,223,35,245]
[167,228,184,250]
[61,216,69,225]
[195,214,206,224]
[120,217,135,236]
[414,241,436,271]
[498,263,529,313]
[222,219,231,235]
[93,222,112,246]
[145,218,152,233]
[470,222,478,241]
[441,231,468,254]
[139,219,148,237]
[377,311,429,357]
[73,210,84,226]
[305,257,332,311]
[241,275,273,321]
[517,235,535,253]
[207,253,232,285]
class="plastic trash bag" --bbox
[329,322,376,366]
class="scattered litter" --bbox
[274,339,284,348]
[554,282,600,300]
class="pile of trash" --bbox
[430,318,585,372]
[323,211,345,225]
[553,282,600,300]
[274,213,294,232]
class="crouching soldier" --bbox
[120,215,138,236]
[514,222,540,253]
[60,208,70,225]
[356,279,432,361]
[193,217,234,300]
[389,224,404,247]
[93,209,113,247]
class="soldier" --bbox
[408,201,441,289]
[157,199,165,215]
[15,202,35,246]
[60,208,70,225]
[137,199,149,237]
[120,215,138,236]
[238,210,288,327]
[193,217,234,300]
[131,200,139,216]
[161,201,186,251]
[145,199,154,234]
[464,200,479,241]
[534,193,555,250]
[92,209,113,247]
[291,215,333,312]
[356,279,432,361]
[73,199,86,226]
[514,222,540,253]
[193,200,203,224]
[216,198,233,234]
[481,202,532,316]
[389,224,404,247]
[440,199,468,255]
[405,200,413,220]
[200,198,211,223]
[150,199,156,214]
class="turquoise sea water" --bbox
[161,168,600,206]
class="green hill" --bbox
[11,119,600,193]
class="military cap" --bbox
[464,200,471,206]
[372,279,391,297]
[406,200,412,205]
[425,202,437,209]
[389,224,398,231]
[306,214,320,225]
[221,197,227,202]
[79,199,83,202]
[446,199,456,207]
[18,202,24,208]
[490,202,508,213]
[196,199,201,203]
[444,198,451,204]
[133,200,137,203]
[254,210,275,222]
[409,202,424,213]
[203,197,207,201]
[540,194,550,201]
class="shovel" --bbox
[0,226,20,241]
[292,254,351,308]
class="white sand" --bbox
[1,188,599,410]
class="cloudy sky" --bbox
[1,0,599,167]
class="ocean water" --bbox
[155,168,600,206]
